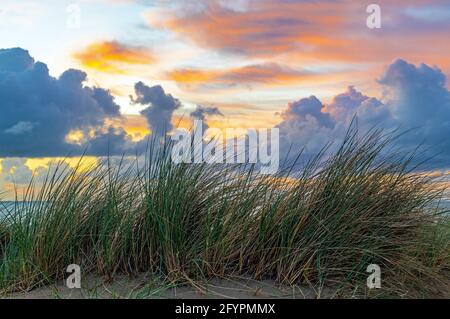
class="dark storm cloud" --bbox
[190,105,224,132]
[0,48,34,72]
[190,106,223,121]
[0,48,136,157]
[131,81,181,136]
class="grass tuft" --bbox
[0,128,449,298]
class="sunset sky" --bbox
[1,0,450,197]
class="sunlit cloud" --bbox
[167,63,320,87]
[144,0,360,59]
[73,41,155,74]
[145,0,450,70]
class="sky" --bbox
[1,0,450,198]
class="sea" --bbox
[0,201,37,218]
[0,201,15,213]
[0,198,449,218]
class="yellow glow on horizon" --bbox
[25,157,98,173]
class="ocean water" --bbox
[0,201,15,215]
[1,199,449,218]
[0,201,36,218]
[439,198,450,211]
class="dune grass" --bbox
[0,128,449,298]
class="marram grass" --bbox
[0,128,449,298]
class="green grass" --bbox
[0,127,449,298]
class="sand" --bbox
[6,274,338,299]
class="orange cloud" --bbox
[169,69,218,84]
[146,1,348,57]
[147,0,450,71]
[167,63,319,87]
[73,41,155,74]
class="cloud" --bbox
[73,41,155,74]
[167,63,317,88]
[277,97,338,158]
[379,59,449,127]
[2,46,450,171]
[0,158,78,195]
[190,105,224,131]
[131,82,181,136]
[0,48,191,158]
[1,158,33,184]
[4,121,38,135]
[190,106,223,121]
[379,59,450,167]
[147,0,310,57]
[146,0,450,70]
[0,48,136,157]
[0,47,34,72]
[281,96,334,129]
[277,59,450,169]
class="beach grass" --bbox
[0,128,449,298]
